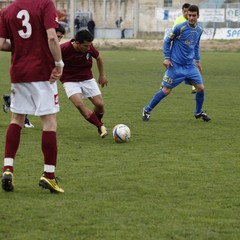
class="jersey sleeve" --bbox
[194,27,203,62]
[0,9,8,38]
[90,44,99,59]
[163,25,180,59]
[42,0,59,30]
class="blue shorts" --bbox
[162,62,203,89]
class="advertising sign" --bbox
[198,9,225,22]
[226,8,240,22]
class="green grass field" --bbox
[0,49,239,240]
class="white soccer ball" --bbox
[112,124,131,143]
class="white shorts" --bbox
[63,78,101,99]
[10,81,59,116]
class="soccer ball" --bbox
[112,124,131,143]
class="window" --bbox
[163,0,172,7]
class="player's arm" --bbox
[164,25,179,56]
[163,37,172,61]
[0,13,11,51]
[0,38,11,51]
[195,61,202,74]
[46,28,64,82]
[96,55,108,88]
[163,37,173,68]
[194,30,202,73]
[47,28,62,63]
[163,27,178,68]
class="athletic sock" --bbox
[3,123,22,172]
[94,111,103,123]
[42,131,57,179]
[195,91,204,114]
[87,112,102,129]
[145,90,167,112]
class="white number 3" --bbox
[17,10,32,39]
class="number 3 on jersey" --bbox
[17,10,32,39]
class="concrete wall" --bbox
[55,0,203,38]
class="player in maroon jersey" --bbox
[0,0,64,193]
[60,29,108,138]
[2,24,66,128]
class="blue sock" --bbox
[145,90,167,112]
[195,91,204,114]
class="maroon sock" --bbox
[42,131,57,179]
[94,111,104,123]
[86,112,102,129]
[3,124,22,172]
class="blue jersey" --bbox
[164,22,203,65]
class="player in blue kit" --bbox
[142,5,211,122]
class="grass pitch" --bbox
[0,50,240,240]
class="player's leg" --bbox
[81,78,105,122]
[40,114,57,178]
[142,65,183,121]
[29,81,63,193]
[70,92,94,118]
[142,86,171,121]
[192,83,210,122]
[89,94,108,138]
[39,113,64,193]
[2,83,28,191]
[24,114,34,128]
[89,94,104,123]
[3,94,11,113]
[191,85,196,94]
[80,79,107,137]
[70,93,107,137]
[188,68,211,122]
[2,113,25,191]
[63,82,96,120]
[194,83,205,114]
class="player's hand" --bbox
[98,76,108,88]
[163,59,173,68]
[49,67,62,83]
[195,62,202,74]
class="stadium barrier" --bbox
[164,28,240,40]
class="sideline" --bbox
[61,38,240,52]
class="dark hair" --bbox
[75,29,94,43]
[182,3,191,9]
[188,5,199,15]
[56,24,66,35]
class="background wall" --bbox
[1,0,239,39]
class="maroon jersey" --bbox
[0,0,58,83]
[60,40,99,83]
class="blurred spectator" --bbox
[74,16,80,33]
[87,18,95,37]
[115,17,123,28]
[120,18,125,39]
